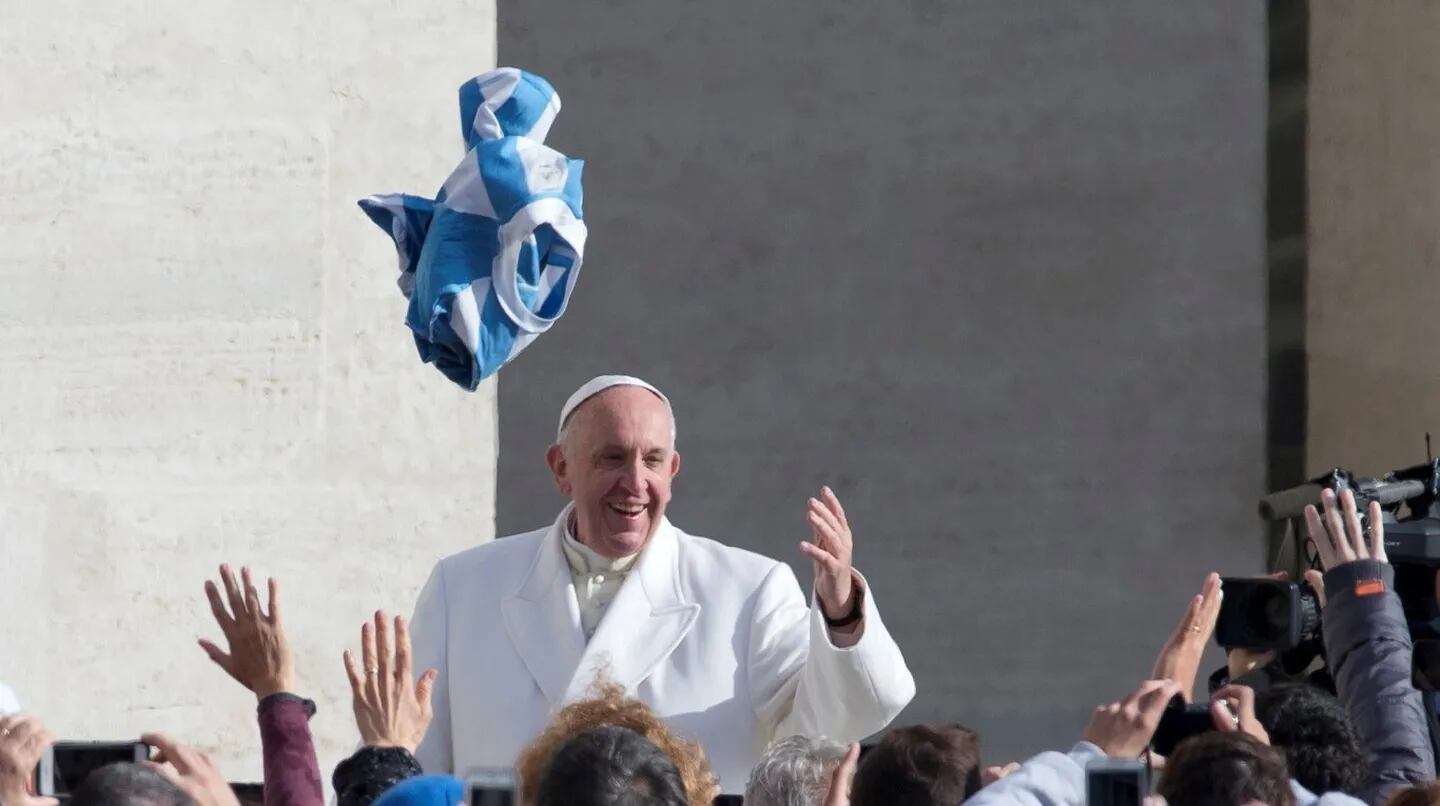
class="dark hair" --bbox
[849,724,982,806]
[535,725,689,806]
[1255,683,1368,796]
[68,762,195,806]
[1159,732,1296,806]
[1387,781,1440,806]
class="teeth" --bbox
[608,503,645,515]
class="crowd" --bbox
[1,489,1435,806]
[2,375,1436,805]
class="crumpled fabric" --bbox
[360,67,586,391]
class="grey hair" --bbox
[744,735,850,806]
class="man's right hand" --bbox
[0,714,58,806]
[1081,679,1181,758]
[1305,487,1387,571]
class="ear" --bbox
[668,450,681,480]
[545,444,573,496]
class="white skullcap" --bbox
[556,374,674,441]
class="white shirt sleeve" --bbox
[0,682,20,716]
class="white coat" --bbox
[408,504,916,792]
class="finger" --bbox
[203,581,234,630]
[220,564,248,617]
[800,541,842,573]
[1369,500,1387,562]
[808,497,844,537]
[1322,490,1355,562]
[266,576,282,624]
[142,759,182,785]
[1340,489,1368,559]
[1304,504,1337,570]
[374,611,393,701]
[1198,573,1224,628]
[416,669,438,714]
[394,616,414,683]
[807,512,847,553]
[821,486,849,527]
[140,733,193,774]
[1210,698,1239,732]
[343,649,365,695]
[1303,569,1327,608]
[824,743,860,806]
[361,620,380,703]
[197,639,233,673]
[1136,680,1182,718]
[241,566,262,619]
[1214,684,1256,719]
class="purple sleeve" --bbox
[258,694,325,806]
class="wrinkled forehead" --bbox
[564,386,675,448]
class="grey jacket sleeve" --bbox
[1322,560,1436,805]
[962,742,1104,806]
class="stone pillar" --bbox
[0,0,496,785]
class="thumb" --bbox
[1211,698,1238,732]
[197,639,233,673]
[1303,570,1327,608]
[415,669,438,710]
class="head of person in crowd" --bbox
[848,723,982,806]
[515,680,717,806]
[373,774,466,806]
[534,725,688,806]
[546,376,680,559]
[1158,731,1296,806]
[68,763,193,806]
[744,734,852,806]
[1388,781,1440,806]
[1255,683,1368,796]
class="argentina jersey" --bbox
[359,67,586,391]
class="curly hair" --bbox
[1255,683,1369,796]
[515,680,719,806]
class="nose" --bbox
[618,456,645,495]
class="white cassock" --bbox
[409,503,916,792]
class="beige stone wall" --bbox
[1308,2,1440,476]
[0,0,496,786]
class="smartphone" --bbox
[1150,693,1215,755]
[1086,758,1147,806]
[713,797,744,805]
[34,740,150,798]
[468,768,517,806]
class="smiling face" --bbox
[546,386,680,559]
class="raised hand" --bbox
[801,487,857,621]
[198,564,294,700]
[822,743,860,806]
[1151,573,1223,702]
[1210,684,1270,745]
[1304,487,1387,570]
[1082,679,1182,758]
[0,714,58,806]
[343,611,438,752]
[140,732,240,806]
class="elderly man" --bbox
[408,375,915,791]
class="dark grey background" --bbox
[496,1,1268,761]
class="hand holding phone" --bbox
[1,714,58,806]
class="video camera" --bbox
[1248,453,1440,643]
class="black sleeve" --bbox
[332,746,424,806]
[1322,560,1437,805]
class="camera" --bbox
[1214,577,1323,651]
[468,768,517,806]
[1150,694,1214,756]
[1086,758,1148,806]
[34,741,151,800]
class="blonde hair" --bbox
[516,680,718,806]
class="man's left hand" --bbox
[801,486,857,621]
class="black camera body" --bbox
[1214,577,1323,651]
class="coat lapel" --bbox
[563,517,700,702]
[501,507,587,708]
